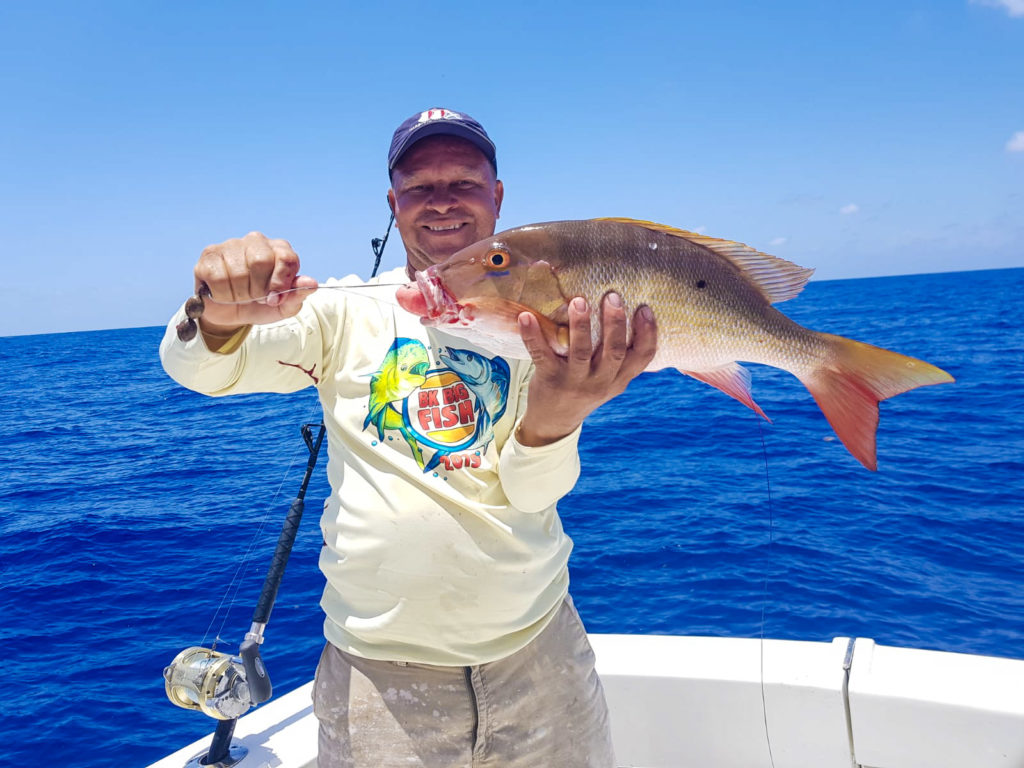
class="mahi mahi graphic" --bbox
[364,338,431,468]
[364,340,511,473]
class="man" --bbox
[160,108,657,767]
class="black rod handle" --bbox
[252,497,304,626]
[251,423,325,626]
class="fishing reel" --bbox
[164,647,249,720]
[163,628,270,720]
[162,627,271,767]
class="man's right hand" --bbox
[194,231,319,334]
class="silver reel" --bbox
[163,646,253,720]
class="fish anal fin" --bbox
[682,363,770,421]
[593,217,814,304]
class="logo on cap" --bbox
[418,108,462,124]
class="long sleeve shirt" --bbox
[159,267,581,665]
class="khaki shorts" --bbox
[312,597,615,767]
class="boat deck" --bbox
[150,634,1024,768]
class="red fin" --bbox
[683,363,770,421]
[799,333,954,470]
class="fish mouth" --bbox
[415,267,461,323]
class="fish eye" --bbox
[487,250,509,268]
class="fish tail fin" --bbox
[798,333,954,470]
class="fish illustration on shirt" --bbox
[364,340,513,475]
[364,338,431,468]
[439,347,511,437]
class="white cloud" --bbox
[769,236,788,247]
[971,0,1024,17]
[840,203,859,215]
[1007,131,1024,153]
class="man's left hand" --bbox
[516,293,657,447]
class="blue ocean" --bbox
[2,268,1022,766]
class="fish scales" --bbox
[545,220,824,375]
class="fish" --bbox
[395,218,955,470]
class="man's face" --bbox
[388,135,504,275]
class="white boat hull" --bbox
[149,635,1024,768]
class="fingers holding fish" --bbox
[566,296,596,369]
[594,292,628,368]
[588,297,658,399]
[616,303,658,391]
[515,309,586,447]
[516,310,560,372]
[516,294,658,447]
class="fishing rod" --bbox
[163,422,327,768]
[370,211,395,278]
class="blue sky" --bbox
[1,0,1021,336]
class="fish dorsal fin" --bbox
[593,217,815,303]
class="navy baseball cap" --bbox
[388,108,497,174]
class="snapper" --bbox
[396,218,954,470]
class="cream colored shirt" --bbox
[159,268,579,665]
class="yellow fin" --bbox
[593,217,815,304]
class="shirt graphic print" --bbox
[363,338,511,474]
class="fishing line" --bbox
[178,283,405,342]
[200,433,305,649]
[199,398,324,650]
[757,418,777,768]
[201,282,406,307]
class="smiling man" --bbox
[386,111,504,275]
[160,107,657,767]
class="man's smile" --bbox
[424,222,468,233]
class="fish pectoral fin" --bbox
[681,363,770,422]
[464,296,570,356]
[532,313,570,355]
[520,260,569,321]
